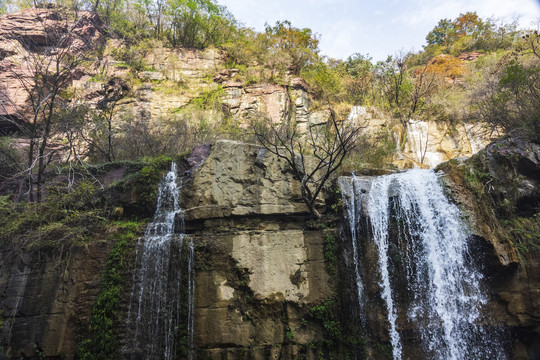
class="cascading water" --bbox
[341,169,505,360]
[339,177,365,314]
[125,163,194,360]
[406,119,445,168]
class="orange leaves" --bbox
[420,54,468,81]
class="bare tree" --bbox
[408,63,440,117]
[253,112,361,218]
[0,7,99,201]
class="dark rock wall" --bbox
[0,242,110,359]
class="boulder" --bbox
[181,140,318,220]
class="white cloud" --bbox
[218,0,540,60]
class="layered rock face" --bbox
[181,141,334,359]
[0,136,538,359]
[0,8,492,169]
[0,7,104,127]
[0,242,111,359]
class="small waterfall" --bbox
[339,176,365,313]
[464,123,486,154]
[347,106,367,122]
[406,119,444,168]
[340,169,505,360]
[407,119,430,166]
[125,162,194,359]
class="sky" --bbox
[217,0,540,62]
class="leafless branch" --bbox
[253,112,361,218]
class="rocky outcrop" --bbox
[181,140,318,219]
[0,7,105,125]
[222,83,291,124]
[438,130,540,359]
[181,140,336,358]
[347,106,495,169]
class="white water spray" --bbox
[341,169,505,359]
[125,162,194,359]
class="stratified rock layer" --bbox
[181,140,333,359]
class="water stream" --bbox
[340,169,505,359]
[125,162,194,360]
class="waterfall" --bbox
[406,119,444,168]
[341,169,505,360]
[339,177,365,313]
[125,162,194,360]
[347,106,367,122]
[464,123,486,154]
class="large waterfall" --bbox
[340,169,505,360]
[125,163,194,360]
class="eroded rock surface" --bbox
[182,140,334,358]
[0,242,110,359]
[0,8,104,124]
[181,140,315,220]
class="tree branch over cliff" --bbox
[253,112,361,218]
[0,7,100,201]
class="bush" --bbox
[0,137,22,179]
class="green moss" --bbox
[306,299,365,359]
[110,156,172,217]
[323,230,338,277]
[0,181,107,249]
[189,87,225,110]
[77,220,144,360]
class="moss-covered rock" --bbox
[437,129,540,359]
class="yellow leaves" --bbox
[421,54,469,81]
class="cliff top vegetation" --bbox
[0,0,538,203]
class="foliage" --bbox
[0,180,107,250]
[343,128,397,170]
[166,0,236,48]
[0,137,22,180]
[223,19,320,80]
[374,54,413,115]
[425,12,520,56]
[188,86,224,109]
[112,155,172,216]
[77,220,143,360]
[264,20,320,74]
[342,53,374,105]
[301,60,342,101]
[468,35,540,134]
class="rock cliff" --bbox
[181,140,339,359]
[0,136,539,359]
[437,130,540,359]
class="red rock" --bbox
[0,7,105,124]
[457,52,482,62]
[290,77,310,91]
